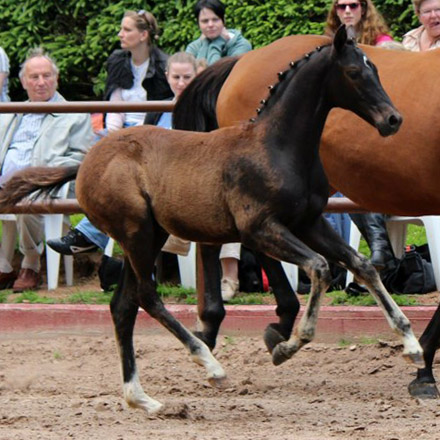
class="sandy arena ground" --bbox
[1,329,440,440]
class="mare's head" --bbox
[327,25,402,136]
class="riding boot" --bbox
[349,213,396,270]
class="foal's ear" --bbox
[333,25,348,54]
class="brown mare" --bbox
[0,27,421,414]
[173,33,440,399]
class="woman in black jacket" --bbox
[104,9,173,131]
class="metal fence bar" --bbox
[0,197,368,215]
[0,101,175,113]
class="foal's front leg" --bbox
[195,244,226,350]
[300,216,423,367]
[242,220,332,365]
[255,252,300,354]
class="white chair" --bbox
[177,243,196,289]
[346,215,440,291]
[0,182,74,290]
[281,261,299,291]
[104,237,197,289]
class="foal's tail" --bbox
[0,166,79,210]
[173,56,240,132]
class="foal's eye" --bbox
[346,68,361,80]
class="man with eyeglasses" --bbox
[403,0,440,51]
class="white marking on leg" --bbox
[357,273,424,366]
[123,371,164,414]
[191,340,226,381]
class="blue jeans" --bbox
[76,217,109,250]
[324,192,351,243]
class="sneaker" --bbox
[0,271,17,290]
[47,229,98,255]
[221,277,239,302]
[12,268,41,293]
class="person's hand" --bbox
[220,27,230,41]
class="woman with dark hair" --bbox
[186,0,252,65]
[324,0,392,45]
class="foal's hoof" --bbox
[408,379,440,399]
[263,324,287,354]
[155,403,191,419]
[208,375,229,389]
[271,342,292,366]
[402,351,425,367]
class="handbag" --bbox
[381,245,436,294]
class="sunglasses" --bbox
[336,3,361,11]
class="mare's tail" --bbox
[0,166,79,210]
[173,56,240,132]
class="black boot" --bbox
[349,213,396,270]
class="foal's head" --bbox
[327,25,402,136]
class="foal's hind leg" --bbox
[300,216,423,366]
[124,227,226,391]
[110,260,163,414]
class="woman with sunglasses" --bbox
[104,10,173,131]
[403,0,440,51]
[323,1,397,288]
[324,0,392,46]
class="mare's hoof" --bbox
[271,342,291,366]
[408,379,440,399]
[193,331,215,351]
[264,324,287,354]
[208,375,229,389]
[403,351,425,367]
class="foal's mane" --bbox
[250,43,334,123]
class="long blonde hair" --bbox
[324,0,390,45]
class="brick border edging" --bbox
[0,304,436,342]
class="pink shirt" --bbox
[375,34,393,45]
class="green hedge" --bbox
[0,0,419,101]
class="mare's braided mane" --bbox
[249,43,335,123]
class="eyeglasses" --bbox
[336,2,360,11]
[137,10,146,16]
[420,7,440,17]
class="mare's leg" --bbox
[300,216,423,366]
[255,252,300,354]
[242,221,332,366]
[408,304,440,398]
[195,244,226,350]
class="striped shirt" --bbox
[0,47,10,102]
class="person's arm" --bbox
[44,114,94,168]
[375,34,393,46]
[225,33,252,56]
[0,72,7,94]
[105,88,125,132]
